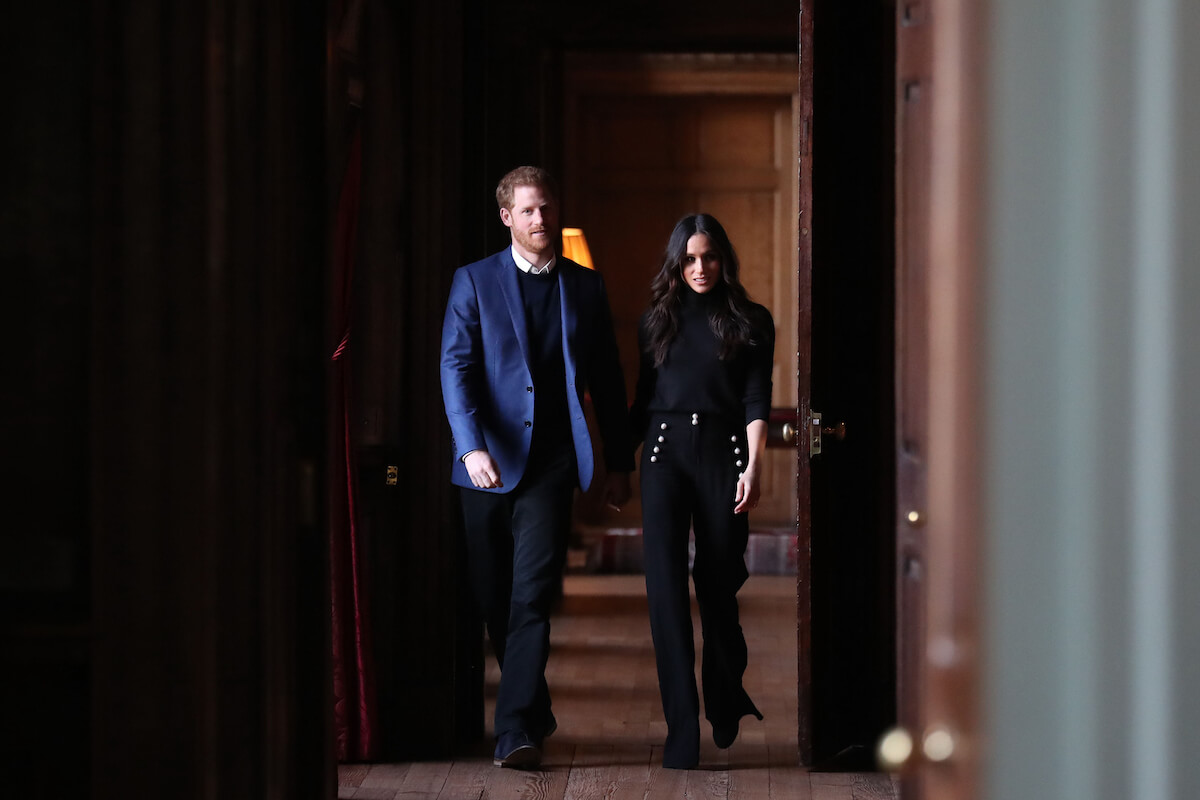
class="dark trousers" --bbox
[639,411,762,768]
[459,447,575,739]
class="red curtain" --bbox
[328,125,378,762]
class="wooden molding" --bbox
[565,52,799,96]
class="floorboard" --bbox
[435,759,489,800]
[339,575,896,800]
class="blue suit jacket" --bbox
[440,249,633,492]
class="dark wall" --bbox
[2,3,90,622]
[346,0,473,759]
[3,1,332,797]
[2,4,91,794]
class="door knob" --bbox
[766,408,802,449]
[782,422,796,444]
[809,411,847,456]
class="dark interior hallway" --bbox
[337,575,898,799]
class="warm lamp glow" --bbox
[561,228,595,270]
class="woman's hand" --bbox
[734,466,760,514]
[734,418,767,514]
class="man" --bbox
[440,166,633,769]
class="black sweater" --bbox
[630,288,775,434]
[517,268,571,456]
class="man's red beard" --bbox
[513,226,555,256]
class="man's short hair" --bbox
[496,166,558,211]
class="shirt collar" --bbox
[511,246,556,276]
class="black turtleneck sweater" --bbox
[630,288,775,434]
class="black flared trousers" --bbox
[639,411,761,768]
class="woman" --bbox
[630,213,774,769]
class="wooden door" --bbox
[805,0,900,768]
[563,54,801,530]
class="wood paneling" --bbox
[564,55,800,528]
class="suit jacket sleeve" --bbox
[440,267,488,459]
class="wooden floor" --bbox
[338,575,897,799]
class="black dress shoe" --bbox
[493,731,542,769]
[713,707,763,749]
[712,719,740,750]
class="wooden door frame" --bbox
[922,0,983,796]
[797,0,815,766]
[894,0,932,794]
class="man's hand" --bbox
[464,450,503,489]
[603,471,632,511]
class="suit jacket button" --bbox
[525,420,532,427]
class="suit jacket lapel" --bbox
[496,249,534,374]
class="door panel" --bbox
[807,0,898,767]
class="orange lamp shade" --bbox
[561,228,595,270]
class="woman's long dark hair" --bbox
[644,213,760,366]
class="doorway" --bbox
[339,0,900,774]
[557,39,898,768]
